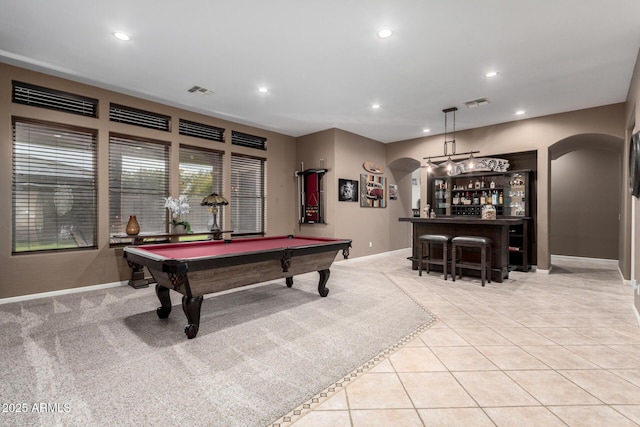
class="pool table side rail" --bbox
[123,238,351,274]
[152,250,341,297]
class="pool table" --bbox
[123,235,352,338]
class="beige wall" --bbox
[2,59,635,300]
[295,129,336,238]
[1,63,297,299]
[296,128,392,258]
[551,148,621,259]
[386,103,627,273]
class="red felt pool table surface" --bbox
[131,235,345,260]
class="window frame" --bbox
[230,153,266,237]
[12,117,98,254]
[179,145,225,233]
[108,133,171,236]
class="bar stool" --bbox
[418,234,453,280]
[451,236,492,286]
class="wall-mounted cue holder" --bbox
[295,162,328,224]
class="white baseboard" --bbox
[536,266,551,274]
[550,254,619,266]
[0,281,127,305]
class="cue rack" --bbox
[295,162,327,225]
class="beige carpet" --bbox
[0,261,434,426]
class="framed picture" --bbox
[389,184,398,200]
[338,178,358,202]
[360,174,386,208]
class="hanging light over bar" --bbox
[423,107,479,172]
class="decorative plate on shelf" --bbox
[363,161,384,174]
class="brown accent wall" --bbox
[1,63,297,299]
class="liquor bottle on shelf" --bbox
[498,191,503,205]
[473,192,479,205]
[468,180,473,189]
[480,191,486,205]
[491,190,498,205]
[475,178,481,189]
[490,179,496,189]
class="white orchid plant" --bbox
[164,195,192,233]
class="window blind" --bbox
[179,119,225,142]
[230,154,265,235]
[179,146,224,232]
[231,131,267,150]
[109,134,170,234]
[12,119,97,253]
[12,81,98,118]
[109,103,171,132]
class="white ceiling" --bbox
[1,0,640,143]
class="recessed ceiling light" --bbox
[515,110,526,115]
[377,29,393,39]
[484,71,499,78]
[113,32,130,41]
[258,87,269,93]
[371,103,381,109]
[422,128,430,133]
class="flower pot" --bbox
[172,224,186,234]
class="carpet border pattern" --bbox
[268,274,438,426]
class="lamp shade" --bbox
[201,193,229,206]
[425,158,439,173]
[442,156,456,171]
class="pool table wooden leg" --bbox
[155,285,172,318]
[318,269,330,297]
[182,295,203,339]
[286,277,293,287]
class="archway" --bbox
[549,133,623,260]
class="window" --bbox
[230,154,265,235]
[109,134,169,234]
[12,119,97,253]
[179,146,224,232]
[12,81,98,118]
[231,131,267,150]
[109,103,171,132]
[179,119,225,143]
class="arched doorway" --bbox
[549,134,623,259]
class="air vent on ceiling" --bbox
[12,81,98,117]
[464,97,490,108]
[231,131,267,151]
[187,85,214,96]
[109,103,171,131]
[179,119,225,142]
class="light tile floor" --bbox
[285,250,640,427]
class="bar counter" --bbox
[399,216,530,282]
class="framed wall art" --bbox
[389,184,398,200]
[360,174,386,208]
[338,178,358,202]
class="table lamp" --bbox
[201,193,229,234]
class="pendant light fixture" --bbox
[423,107,479,173]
